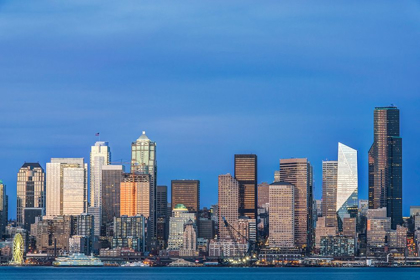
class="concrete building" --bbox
[46,158,87,217]
[112,215,145,252]
[269,182,294,248]
[167,204,196,251]
[218,174,239,240]
[120,172,151,218]
[279,158,313,251]
[320,236,355,258]
[16,163,45,227]
[179,220,198,257]
[208,239,248,257]
[322,161,338,228]
[0,181,8,238]
[315,217,336,249]
[257,182,270,208]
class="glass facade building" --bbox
[171,180,200,213]
[322,161,338,228]
[16,163,45,226]
[234,154,257,219]
[101,165,124,235]
[368,106,402,229]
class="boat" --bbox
[53,253,104,267]
[121,261,149,267]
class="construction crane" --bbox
[221,216,260,265]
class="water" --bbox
[0,267,419,280]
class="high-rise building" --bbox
[279,158,313,251]
[113,215,146,252]
[46,158,87,217]
[90,141,110,236]
[156,185,168,249]
[120,173,151,217]
[269,182,294,248]
[322,161,338,228]
[0,180,7,238]
[218,174,239,240]
[257,182,270,208]
[180,220,198,256]
[336,143,358,228]
[171,180,200,213]
[369,106,402,229]
[167,204,196,251]
[16,163,45,226]
[234,154,257,219]
[131,131,157,245]
[101,165,124,234]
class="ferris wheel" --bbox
[10,233,24,265]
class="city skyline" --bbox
[1,1,420,219]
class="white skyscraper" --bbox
[336,143,358,227]
[89,141,110,236]
[46,158,87,217]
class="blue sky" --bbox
[0,1,419,218]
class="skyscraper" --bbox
[369,106,402,229]
[279,158,313,251]
[234,154,257,219]
[218,174,239,240]
[131,131,157,245]
[171,180,200,213]
[156,185,168,249]
[269,182,294,248]
[257,182,270,208]
[90,141,110,236]
[322,161,338,228]
[336,143,358,228]
[46,158,87,217]
[120,173,151,218]
[0,180,7,238]
[16,163,45,226]
[101,165,124,234]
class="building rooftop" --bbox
[136,131,150,141]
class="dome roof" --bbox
[173,204,188,211]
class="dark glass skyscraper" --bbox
[234,154,257,219]
[171,180,200,213]
[368,106,402,229]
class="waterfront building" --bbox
[366,208,391,250]
[314,217,336,249]
[112,215,145,252]
[368,106,402,229]
[234,154,257,219]
[68,235,90,255]
[208,239,247,257]
[238,217,257,243]
[218,174,239,240]
[279,158,314,251]
[171,180,200,213]
[101,165,124,235]
[46,158,87,217]
[388,225,407,250]
[269,182,294,248]
[257,182,270,208]
[131,131,157,245]
[167,204,196,251]
[322,161,338,227]
[16,163,45,227]
[319,236,355,258]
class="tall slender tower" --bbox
[234,154,257,219]
[0,180,7,238]
[279,158,313,252]
[369,106,402,229]
[101,165,124,235]
[16,163,45,226]
[218,174,239,239]
[46,158,87,217]
[336,143,358,229]
[131,131,157,247]
[322,161,338,228]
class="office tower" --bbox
[131,131,157,244]
[0,181,7,238]
[315,217,336,248]
[257,182,270,208]
[168,204,196,251]
[156,185,168,248]
[120,173,151,217]
[279,158,313,251]
[23,208,43,232]
[16,163,45,226]
[269,182,295,248]
[336,143,358,229]
[113,215,146,252]
[46,158,87,217]
[101,165,124,234]
[234,154,257,219]
[180,220,198,256]
[198,218,215,240]
[90,141,110,236]
[218,174,239,240]
[366,208,391,250]
[322,161,338,228]
[369,106,402,229]
[171,180,200,213]
[342,217,356,239]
